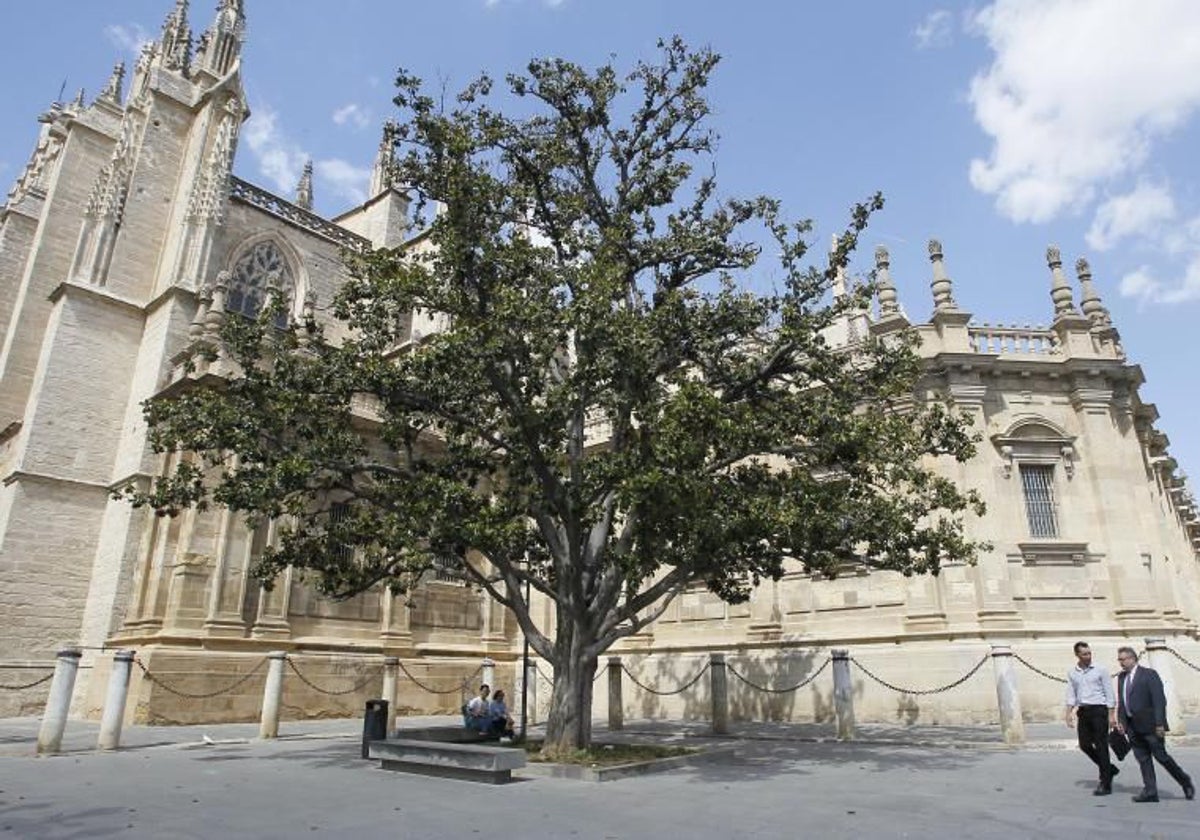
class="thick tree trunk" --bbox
[542,619,598,755]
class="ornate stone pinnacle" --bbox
[928,238,956,311]
[160,0,192,73]
[1075,256,1112,327]
[295,160,314,211]
[1047,243,1078,318]
[370,122,397,196]
[874,245,899,316]
[97,61,126,106]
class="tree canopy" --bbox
[130,39,985,752]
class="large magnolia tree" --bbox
[132,40,984,754]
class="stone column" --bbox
[382,657,399,735]
[525,661,539,726]
[710,653,729,735]
[990,644,1025,745]
[832,649,856,741]
[96,650,136,750]
[1144,638,1185,734]
[481,657,495,691]
[259,651,287,739]
[1073,386,1157,621]
[36,648,82,755]
[747,578,782,641]
[379,589,413,646]
[607,657,623,731]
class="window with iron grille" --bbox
[430,555,464,585]
[1020,463,1059,538]
[328,502,354,562]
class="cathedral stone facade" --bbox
[2,1,1199,728]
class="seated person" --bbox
[487,689,516,741]
[463,684,491,732]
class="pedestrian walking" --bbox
[1064,641,1118,795]
[1115,646,1194,803]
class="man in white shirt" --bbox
[1064,641,1118,795]
[465,684,491,732]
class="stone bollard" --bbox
[990,644,1025,745]
[710,653,729,735]
[97,650,136,751]
[525,662,538,726]
[607,657,623,731]
[1144,638,1185,734]
[259,651,288,739]
[36,647,83,755]
[832,650,856,741]
[382,657,399,736]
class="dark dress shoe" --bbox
[1093,784,1112,796]
[1183,782,1195,801]
[1132,793,1160,803]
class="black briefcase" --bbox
[1108,728,1131,760]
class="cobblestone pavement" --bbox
[1,716,1198,838]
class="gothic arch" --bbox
[222,232,307,323]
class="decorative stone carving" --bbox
[928,239,956,311]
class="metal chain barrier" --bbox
[1011,652,1068,684]
[0,670,54,691]
[851,653,990,696]
[726,656,833,694]
[1167,645,1200,673]
[134,657,267,700]
[286,659,383,697]
[395,660,482,695]
[622,661,710,696]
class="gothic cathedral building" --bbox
[2,1,1199,726]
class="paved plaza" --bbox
[1,716,1199,838]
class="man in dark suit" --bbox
[1115,646,1194,803]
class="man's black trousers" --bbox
[1076,705,1114,780]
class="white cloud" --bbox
[1086,182,1176,251]
[967,0,1200,224]
[315,159,371,206]
[1119,256,1200,305]
[242,106,308,194]
[332,103,372,130]
[914,10,954,50]
[103,23,152,55]
[242,104,371,208]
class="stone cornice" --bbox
[48,280,143,316]
[2,469,109,492]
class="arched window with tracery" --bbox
[226,240,295,327]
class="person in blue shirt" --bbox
[488,688,516,741]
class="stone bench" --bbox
[369,738,526,784]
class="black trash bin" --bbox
[362,699,388,759]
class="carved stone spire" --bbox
[1046,245,1078,318]
[160,0,192,73]
[874,245,899,316]
[830,234,847,299]
[97,61,126,106]
[928,239,956,311]
[1075,257,1112,327]
[295,160,314,211]
[199,0,246,78]
[370,122,396,196]
[69,88,86,112]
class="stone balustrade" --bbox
[968,323,1060,356]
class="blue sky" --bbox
[2,1,1198,478]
